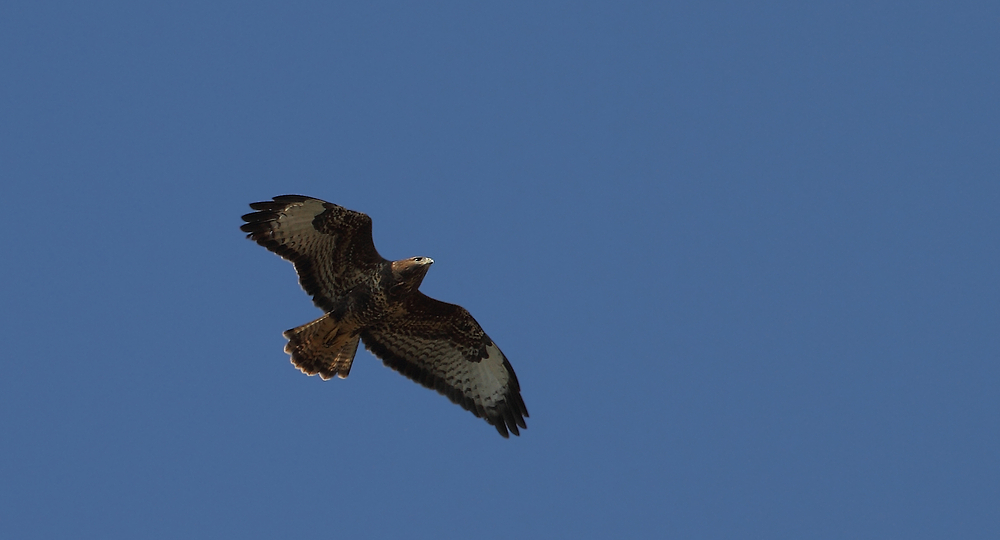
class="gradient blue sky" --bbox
[2,2,998,538]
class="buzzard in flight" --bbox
[241,195,528,437]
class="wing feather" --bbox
[241,195,385,311]
[361,294,528,437]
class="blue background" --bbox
[2,2,998,538]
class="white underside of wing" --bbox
[368,331,511,409]
[275,198,328,237]
[467,341,510,408]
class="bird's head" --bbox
[391,256,434,291]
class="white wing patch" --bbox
[469,342,512,408]
[360,328,524,435]
[255,198,327,245]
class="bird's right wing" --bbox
[241,195,385,311]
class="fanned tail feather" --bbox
[283,314,360,380]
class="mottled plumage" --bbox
[241,195,528,437]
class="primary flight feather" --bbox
[241,195,528,437]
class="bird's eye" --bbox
[414,257,423,262]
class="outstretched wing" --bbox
[241,195,385,312]
[361,293,528,437]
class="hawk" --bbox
[241,195,528,437]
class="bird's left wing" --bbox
[360,293,528,437]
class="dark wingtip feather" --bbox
[244,195,312,215]
[271,194,311,203]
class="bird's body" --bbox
[241,195,528,437]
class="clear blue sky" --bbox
[2,2,998,538]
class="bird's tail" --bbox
[283,314,361,380]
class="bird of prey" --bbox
[241,195,528,437]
